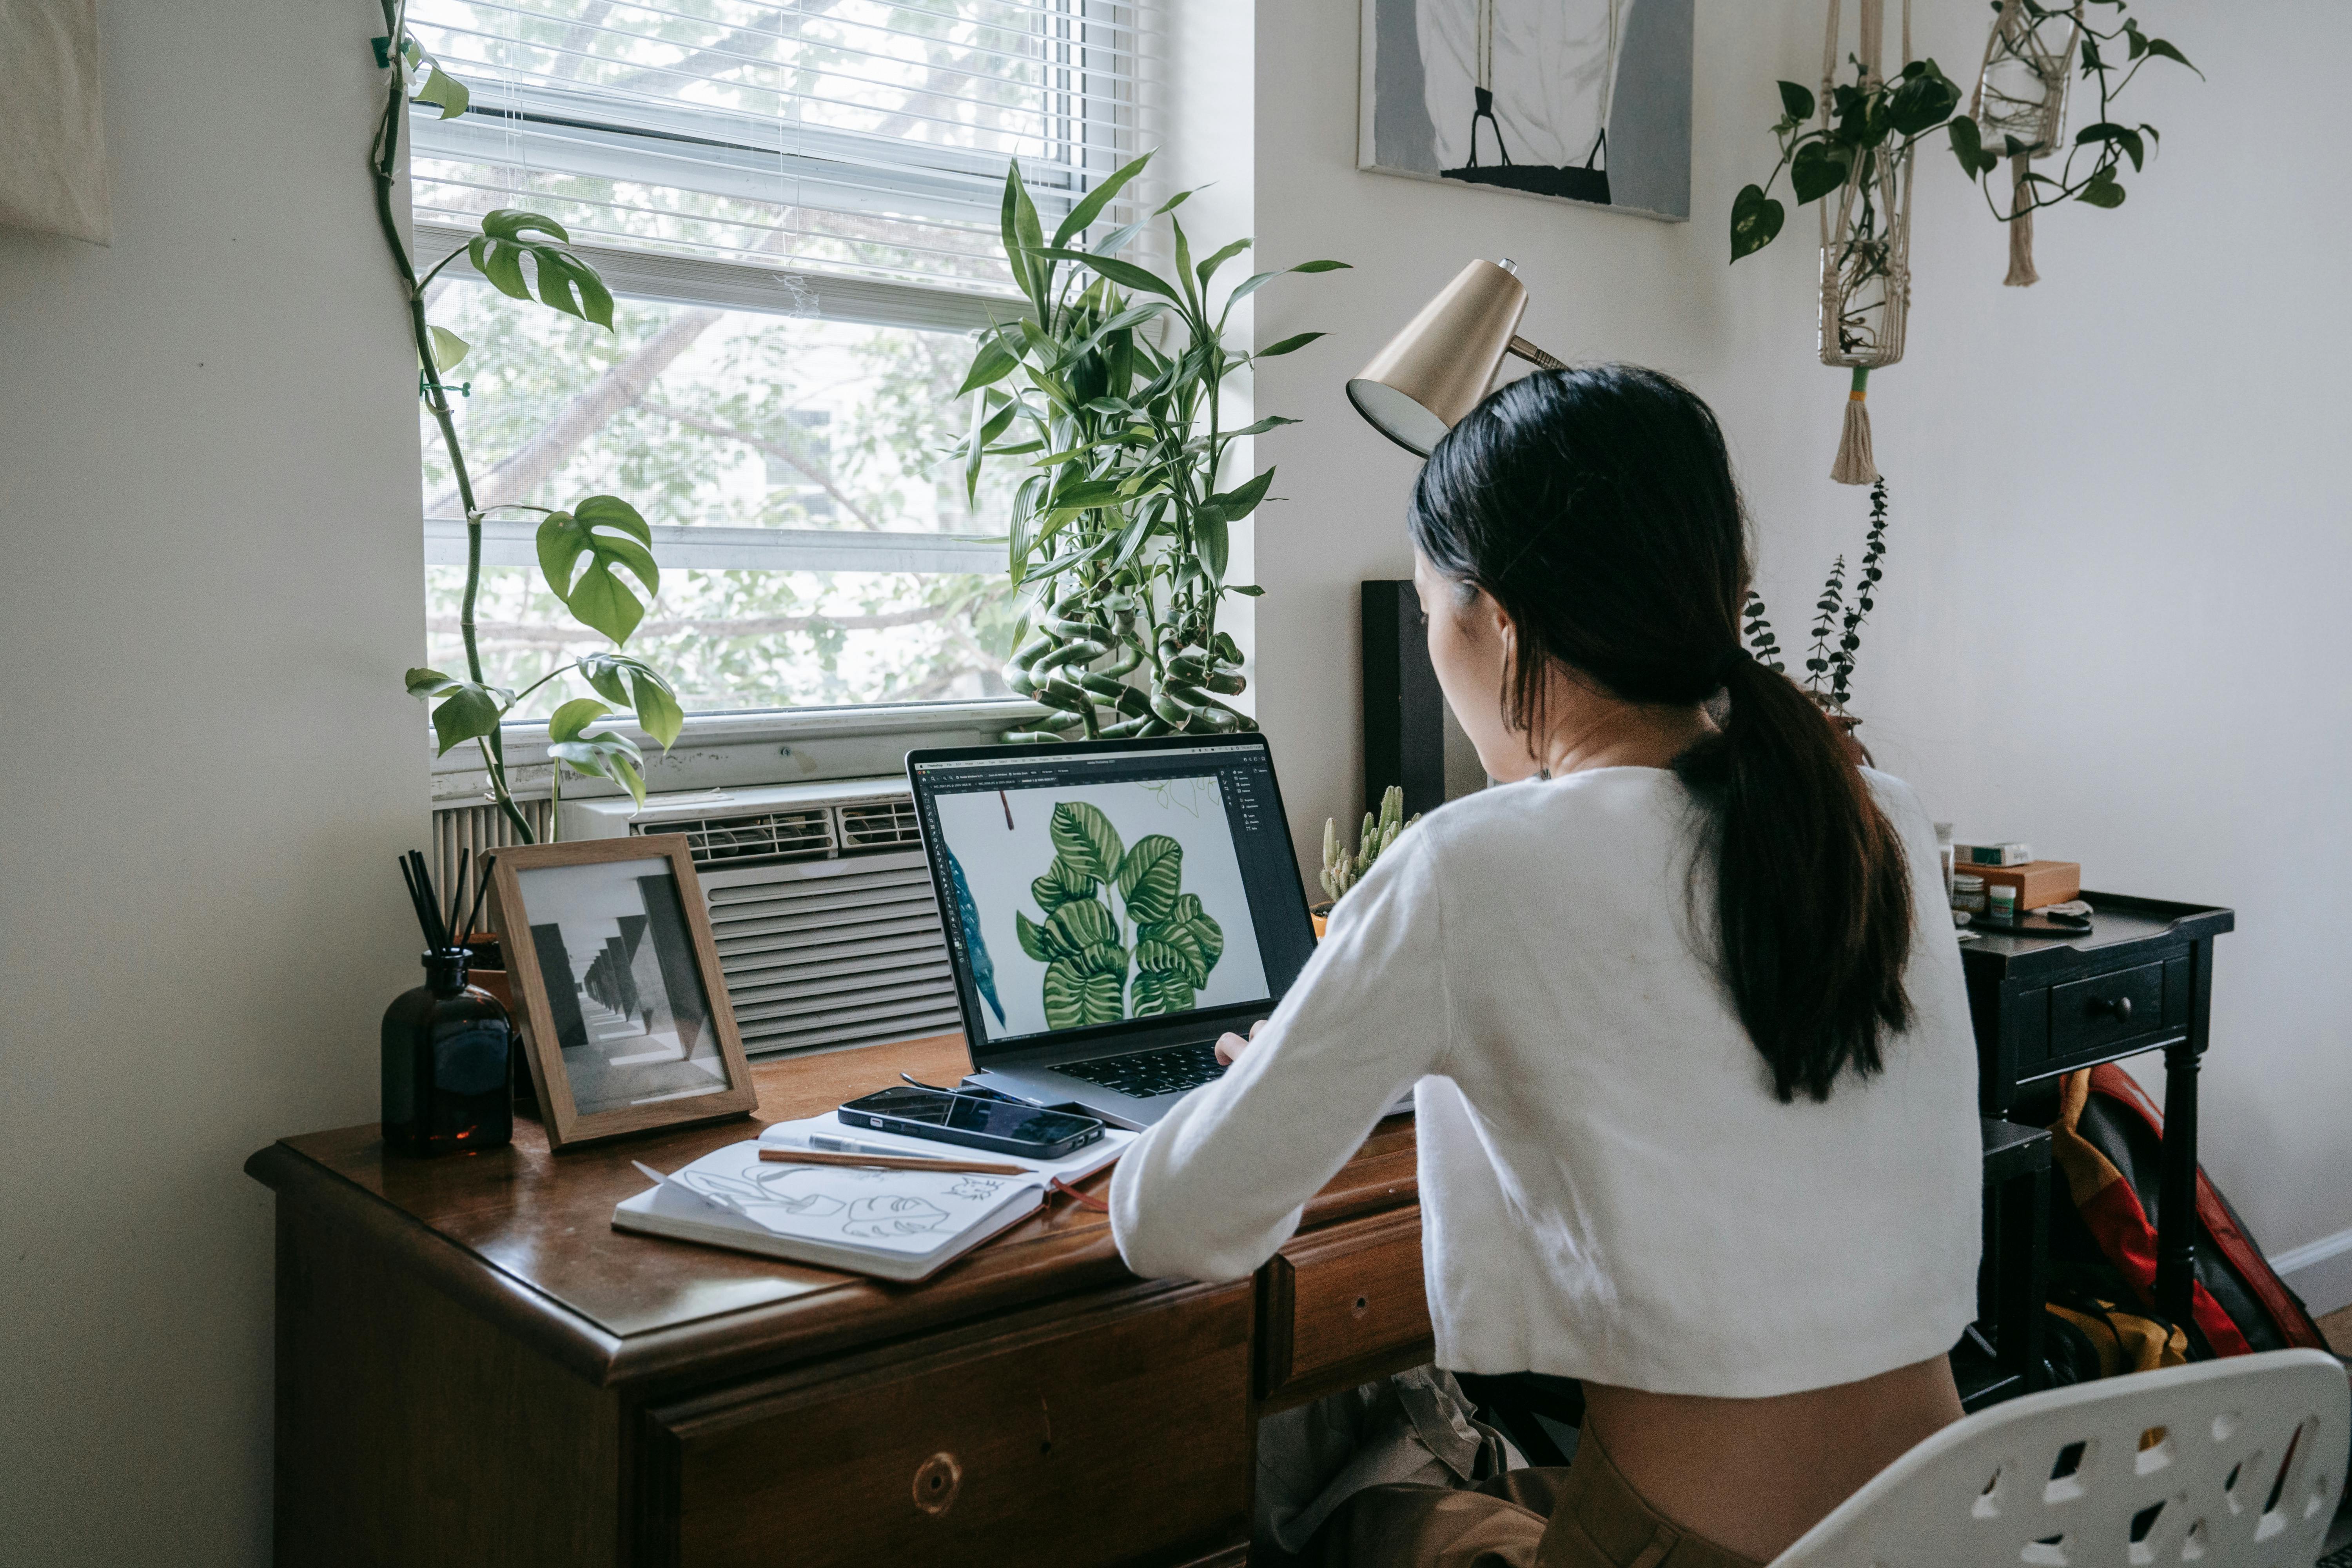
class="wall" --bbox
[0,4,426,1563]
[1249,0,2352,1290]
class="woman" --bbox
[1109,366,1981,1567]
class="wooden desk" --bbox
[245,1035,1430,1568]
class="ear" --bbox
[1475,588,1515,649]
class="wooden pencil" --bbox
[757,1147,1030,1177]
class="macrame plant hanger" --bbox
[1818,0,1914,486]
[1971,0,2084,287]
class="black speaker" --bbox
[1361,580,1447,821]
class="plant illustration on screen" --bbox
[1014,801,1224,1029]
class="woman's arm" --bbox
[1109,825,1453,1281]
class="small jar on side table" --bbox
[382,947,514,1156]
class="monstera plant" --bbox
[1014,802,1224,1027]
[372,4,685,840]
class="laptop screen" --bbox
[909,736,1317,1059]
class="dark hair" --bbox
[1407,365,1913,1102]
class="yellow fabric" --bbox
[2049,1301,2190,1379]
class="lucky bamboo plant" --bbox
[955,151,1347,742]
[371,4,684,841]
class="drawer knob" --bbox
[2094,996,2134,1023]
[913,1451,962,1517]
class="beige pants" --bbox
[1306,1432,1762,1568]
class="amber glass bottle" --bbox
[382,948,514,1155]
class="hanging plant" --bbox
[1731,1,1956,485]
[1952,1,2200,286]
[1731,2,2196,479]
[1734,2,2197,281]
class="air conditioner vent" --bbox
[698,849,961,1058]
[652,807,835,867]
[539,776,961,1059]
[838,797,923,854]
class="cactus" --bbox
[1319,786,1420,904]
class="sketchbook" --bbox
[612,1140,1047,1282]
[754,1112,1134,1186]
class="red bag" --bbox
[2046,1064,2328,1359]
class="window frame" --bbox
[407,0,1149,799]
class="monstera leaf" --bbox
[1115,835,1183,924]
[539,495,659,645]
[1049,801,1124,884]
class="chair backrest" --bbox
[1772,1350,2348,1568]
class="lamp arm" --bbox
[1506,335,1567,371]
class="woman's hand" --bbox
[1214,1020,1268,1067]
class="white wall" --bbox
[0,4,426,1563]
[1250,0,2352,1285]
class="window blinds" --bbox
[405,0,1142,297]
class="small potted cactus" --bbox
[1314,786,1419,938]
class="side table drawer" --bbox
[642,1281,1252,1568]
[1258,1206,1431,1407]
[2049,963,2169,1062]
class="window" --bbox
[405,0,1142,720]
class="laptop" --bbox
[906,733,1320,1129]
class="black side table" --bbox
[1960,892,2234,1330]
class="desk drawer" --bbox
[1258,1206,1431,1407]
[643,1281,1251,1568]
[2049,963,2169,1062]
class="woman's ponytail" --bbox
[1672,652,1913,1102]
[1410,365,1915,1103]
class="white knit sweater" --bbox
[1110,766,1982,1399]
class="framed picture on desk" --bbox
[488,835,756,1151]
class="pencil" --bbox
[758,1147,1030,1177]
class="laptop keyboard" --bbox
[1056,1040,1227,1100]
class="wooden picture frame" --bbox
[486,834,756,1151]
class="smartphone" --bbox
[837,1087,1105,1161]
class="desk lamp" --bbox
[1345,258,1568,456]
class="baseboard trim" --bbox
[2273,1226,2352,1318]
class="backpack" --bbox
[2045,1064,2330,1360]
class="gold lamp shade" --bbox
[1346,258,1565,456]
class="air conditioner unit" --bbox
[561,777,961,1059]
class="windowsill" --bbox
[428,697,1048,806]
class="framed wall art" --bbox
[1359,0,1693,221]
[488,834,756,1151]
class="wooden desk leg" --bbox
[2156,1036,2202,1330]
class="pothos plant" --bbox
[956,151,1347,742]
[371,3,684,842]
[1742,477,1893,715]
[1730,3,2196,267]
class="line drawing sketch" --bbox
[674,1156,1021,1244]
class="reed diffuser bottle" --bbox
[385,849,513,1155]
[382,946,514,1155]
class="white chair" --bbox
[1774,1350,2349,1568]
